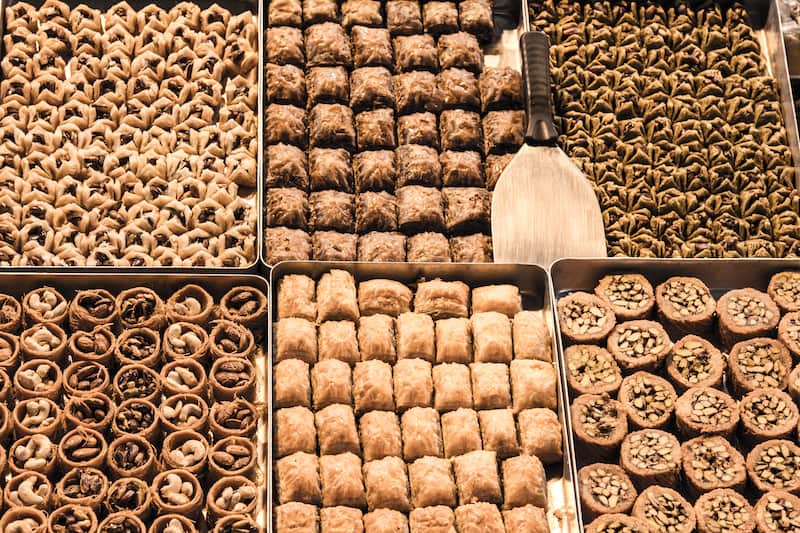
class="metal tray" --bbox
[0,0,262,270]
[550,257,800,529]
[0,271,269,530]
[260,6,529,267]
[267,261,579,533]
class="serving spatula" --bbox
[491,14,606,265]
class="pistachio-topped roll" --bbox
[655,276,715,336]
[618,371,677,430]
[595,273,655,320]
[606,320,672,373]
[632,486,696,533]
[675,386,739,439]
[778,311,800,359]
[571,393,628,460]
[578,463,638,522]
[695,488,755,533]
[728,338,792,397]
[717,288,780,346]
[565,345,623,397]
[769,271,800,313]
[681,435,747,498]
[754,490,800,533]
[746,439,800,494]
[739,388,799,445]
[68,289,117,331]
[665,334,725,391]
[584,514,654,533]
[557,292,616,344]
[116,288,166,331]
[620,429,682,490]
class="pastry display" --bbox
[0,280,265,529]
[557,269,800,528]
[273,268,560,531]
[532,0,800,257]
[265,0,524,263]
[0,1,258,267]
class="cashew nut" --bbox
[159,473,194,505]
[167,324,202,354]
[163,401,202,423]
[22,399,53,428]
[175,297,202,315]
[29,289,65,318]
[6,518,40,533]
[216,483,255,511]
[24,326,59,351]
[9,475,47,506]
[166,366,198,389]
[14,435,52,470]
[163,519,188,533]
[17,364,50,391]
[169,439,205,467]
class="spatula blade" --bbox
[491,144,606,265]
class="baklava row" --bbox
[0,282,267,533]
[0,0,258,266]
[265,0,525,263]
[273,270,560,532]
[558,270,800,533]
[532,0,800,258]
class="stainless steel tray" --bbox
[549,257,800,529]
[0,0,263,270]
[268,261,579,533]
[260,7,528,267]
[0,271,270,530]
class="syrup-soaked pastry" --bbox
[266,63,306,106]
[394,34,438,72]
[356,108,396,150]
[303,0,338,25]
[398,112,439,148]
[268,0,302,27]
[459,0,493,40]
[483,110,525,154]
[266,227,312,262]
[397,186,445,233]
[308,148,351,192]
[356,192,398,233]
[450,233,492,262]
[309,104,355,150]
[266,104,307,147]
[480,67,523,112]
[423,2,459,35]
[397,144,441,187]
[358,231,406,261]
[443,187,489,234]
[386,0,423,35]
[484,154,513,190]
[267,188,308,230]
[312,231,357,260]
[351,26,393,68]
[440,110,482,152]
[342,0,382,28]
[306,66,348,106]
[407,232,452,262]
[351,67,394,112]
[266,143,307,190]
[305,23,352,68]
[438,68,481,111]
[266,26,304,66]
[438,32,483,72]
[394,71,443,115]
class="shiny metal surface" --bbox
[268,261,579,533]
[0,0,263,271]
[549,257,800,529]
[0,271,270,530]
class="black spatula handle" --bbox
[520,31,558,146]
